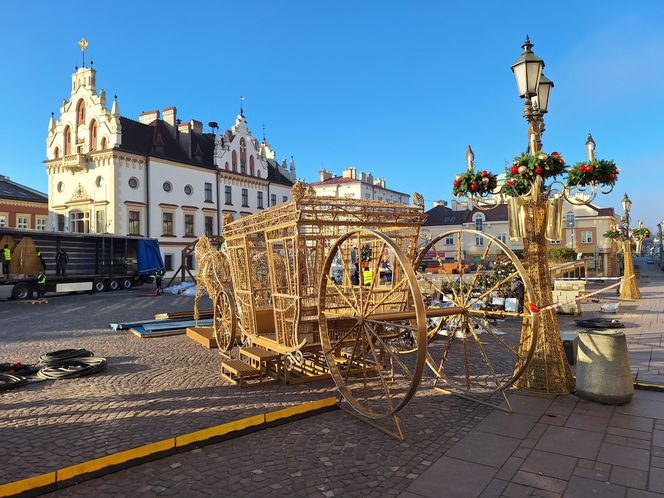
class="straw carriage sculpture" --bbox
[194,182,537,438]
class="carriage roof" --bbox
[222,196,427,241]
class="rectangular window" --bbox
[498,233,507,243]
[186,254,195,270]
[0,214,7,227]
[257,191,264,209]
[57,214,65,231]
[271,194,277,206]
[444,235,454,245]
[70,211,89,233]
[164,254,173,271]
[549,239,561,245]
[241,188,249,207]
[225,186,232,205]
[204,182,213,202]
[582,231,593,244]
[204,216,214,236]
[240,162,246,175]
[475,217,483,231]
[184,214,195,236]
[17,216,29,229]
[475,236,484,246]
[282,196,288,203]
[96,210,106,233]
[128,211,140,235]
[162,212,173,235]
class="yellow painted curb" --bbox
[57,438,175,482]
[1,397,337,497]
[0,473,55,497]
[175,414,265,447]
[265,397,337,422]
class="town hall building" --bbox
[44,63,296,277]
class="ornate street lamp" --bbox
[604,193,643,299]
[450,37,622,394]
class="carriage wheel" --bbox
[319,229,427,420]
[414,229,538,394]
[213,287,237,353]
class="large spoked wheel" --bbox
[414,229,538,394]
[319,229,427,420]
[213,287,237,354]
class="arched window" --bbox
[250,155,255,176]
[64,126,72,155]
[76,100,86,126]
[232,150,237,172]
[224,161,229,171]
[89,120,98,151]
[474,213,484,231]
[100,137,108,149]
[53,147,60,159]
[240,138,247,165]
[257,170,261,178]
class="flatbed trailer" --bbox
[0,228,162,300]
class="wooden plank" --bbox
[186,326,217,348]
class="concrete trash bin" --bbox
[575,329,633,404]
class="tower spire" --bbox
[78,38,89,68]
[240,95,245,116]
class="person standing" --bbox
[36,271,47,299]
[56,249,69,276]
[154,268,165,295]
[2,244,11,276]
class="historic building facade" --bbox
[309,167,409,204]
[423,199,620,276]
[0,176,48,230]
[44,65,295,277]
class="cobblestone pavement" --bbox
[0,290,334,485]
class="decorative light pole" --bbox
[604,193,645,300]
[451,37,621,394]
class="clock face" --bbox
[77,126,87,141]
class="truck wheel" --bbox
[121,278,132,290]
[108,279,120,291]
[93,280,106,292]
[11,284,32,300]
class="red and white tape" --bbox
[528,274,635,314]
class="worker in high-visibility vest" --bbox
[362,267,372,286]
[36,271,47,299]
[2,244,11,275]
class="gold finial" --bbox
[466,145,475,172]
[78,38,89,67]
[585,133,596,161]
[412,192,424,208]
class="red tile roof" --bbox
[309,177,357,186]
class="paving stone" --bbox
[446,431,520,468]
[478,478,507,498]
[627,489,664,498]
[564,413,609,433]
[564,475,626,498]
[650,466,664,494]
[474,411,537,439]
[404,456,496,498]
[502,481,533,498]
[597,442,650,471]
[535,426,603,460]
[511,470,567,494]
[609,414,654,433]
[607,426,653,441]
[609,465,648,489]
[520,450,577,480]
[495,456,523,481]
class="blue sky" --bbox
[2,1,663,228]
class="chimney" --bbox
[190,119,203,134]
[139,110,159,125]
[342,167,353,179]
[367,173,374,185]
[163,107,177,136]
[433,200,448,207]
[319,169,333,182]
[178,121,192,157]
[351,167,356,179]
[360,171,366,182]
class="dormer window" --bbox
[474,213,485,231]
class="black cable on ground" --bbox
[36,357,107,380]
[0,373,28,391]
[38,349,93,365]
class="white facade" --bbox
[309,167,409,204]
[45,66,295,278]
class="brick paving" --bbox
[3,258,664,496]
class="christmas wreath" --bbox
[502,151,566,196]
[452,170,498,197]
[632,227,651,240]
[603,229,623,241]
[566,159,619,187]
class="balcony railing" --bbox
[62,153,88,172]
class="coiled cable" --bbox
[36,357,107,380]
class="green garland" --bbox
[632,227,651,239]
[603,229,623,241]
[452,170,498,197]
[567,159,619,187]
[503,151,566,196]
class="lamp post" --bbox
[618,193,641,300]
[451,37,622,394]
